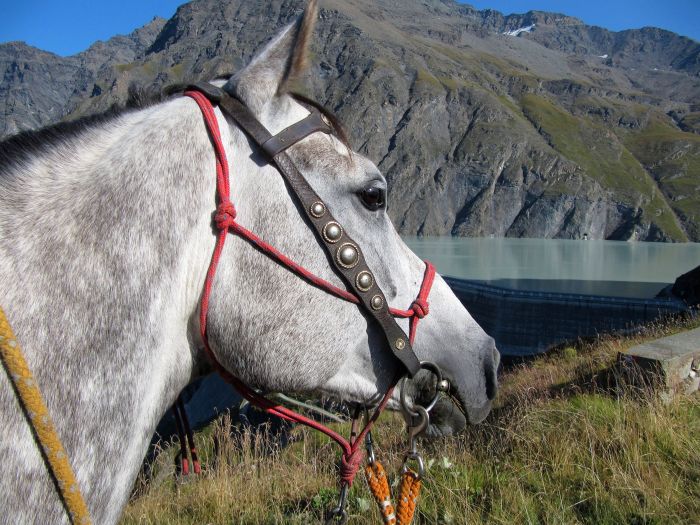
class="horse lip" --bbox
[422,385,491,437]
[464,400,493,425]
[405,365,495,436]
[441,375,493,427]
[445,383,467,418]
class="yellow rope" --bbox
[0,306,91,525]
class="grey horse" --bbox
[0,1,499,522]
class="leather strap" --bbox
[261,110,333,157]
[186,82,224,103]
[187,82,420,376]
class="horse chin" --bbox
[415,378,494,437]
[422,396,493,437]
[424,396,467,437]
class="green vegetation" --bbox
[621,115,700,235]
[115,63,137,74]
[520,94,688,241]
[679,112,700,135]
[413,70,475,93]
[115,60,158,77]
[495,93,522,118]
[414,67,444,91]
[121,316,700,524]
[168,63,186,81]
[409,36,537,96]
[382,32,695,241]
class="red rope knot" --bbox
[339,448,364,486]
[214,200,237,230]
[411,298,429,319]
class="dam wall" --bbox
[444,277,691,356]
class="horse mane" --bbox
[0,84,172,175]
[0,79,350,175]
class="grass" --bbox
[619,114,700,239]
[121,315,700,524]
[519,94,688,241]
[115,60,158,77]
[679,113,700,134]
[415,68,444,91]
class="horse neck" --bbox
[0,97,220,523]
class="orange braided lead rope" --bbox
[396,469,422,525]
[363,389,432,524]
[365,461,397,524]
[0,306,91,525]
[365,461,422,525]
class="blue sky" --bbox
[0,0,698,57]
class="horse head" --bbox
[201,0,499,434]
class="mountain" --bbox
[0,17,166,135]
[1,0,699,242]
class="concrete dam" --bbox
[405,237,699,356]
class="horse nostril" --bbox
[484,362,497,400]
[492,345,501,369]
[484,343,499,401]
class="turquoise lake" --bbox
[403,237,700,299]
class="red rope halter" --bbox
[185,89,435,486]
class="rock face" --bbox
[670,265,700,306]
[1,0,699,241]
[0,17,166,136]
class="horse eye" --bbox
[359,186,386,211]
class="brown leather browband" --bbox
[261,111,333,157]
[185,82,421,376]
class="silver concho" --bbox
[322,222,343,243]
[310,202,326,218]
[395,338,406,350]
[336,243,360,269]
[370,294,384,310]
[355,271,374,292]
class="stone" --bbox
[617,327,700,396]
[671,265,700,306]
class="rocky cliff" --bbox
[2,0,699,241]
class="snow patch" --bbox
[503,24,535,37]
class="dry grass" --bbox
[121,315,700,524]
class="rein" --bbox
[0,307,92,525]
[185,85,438,522]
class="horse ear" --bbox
[225,0,318,112]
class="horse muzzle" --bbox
[413,338,500,436]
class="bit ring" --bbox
[399,361,444,417]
